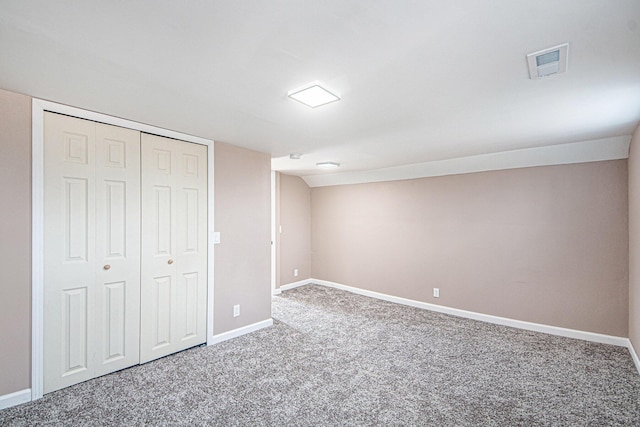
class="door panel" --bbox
[152,275,173,350]
[62,286,89,376]
[180,272,199,339]
[44,113,141,392]
[140,133,207,363]
[176,142,208,350]
[64,178,89,262]
[154,185,172,255]
[183,188,199,253]
[94,122,141,376]
[44,113,97,393]
[103,281,126,362]
[104,180,126,258]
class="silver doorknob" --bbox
[168,259,174,265]
[103,265,111,270]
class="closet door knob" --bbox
[168,259,174,265]
[103,264,111,270]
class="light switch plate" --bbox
[212,231,221,244]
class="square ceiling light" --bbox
[316,161,340,169]
[288,81,340,108]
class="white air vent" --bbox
[527,43,569,79]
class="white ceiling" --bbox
[1,1,639,179]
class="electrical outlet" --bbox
[294,269,299,277]
[233,304,240,317]
[433,288,440,298]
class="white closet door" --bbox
[140,133,208,363]
[43,113,141,393]
[94,123,141,376]
[44,113,97,393]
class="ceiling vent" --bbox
[527,43,569,79]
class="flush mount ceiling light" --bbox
[289,153,302,160]
[527,43,569,79]
[316,161,340,169]
[288,81,340,108]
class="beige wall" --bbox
[311,161,629,336]
[277,173,311,287]
[629,125,640,352]
[214,141,272,334]
[0,89,32,395]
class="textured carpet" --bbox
[2,284,639,426]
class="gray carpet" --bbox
[2,284,639,426]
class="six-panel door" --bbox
[140,133,208,364]
[43,113,141,393]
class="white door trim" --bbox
[31,99,215,400]
[270,171,276,295]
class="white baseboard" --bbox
[629,340,640,375]
[272,288,282,295]
[0,388,31,410]
[287,279,629,348]
[279,279,314,292]
[209,319,273,345]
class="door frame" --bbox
[270,171,276,295]
[31,99,215,400]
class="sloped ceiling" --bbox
[1,1,639,180]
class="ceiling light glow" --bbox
[288,81,340,108]
[316,161,340,169]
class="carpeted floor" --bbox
[2,284,639,426]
